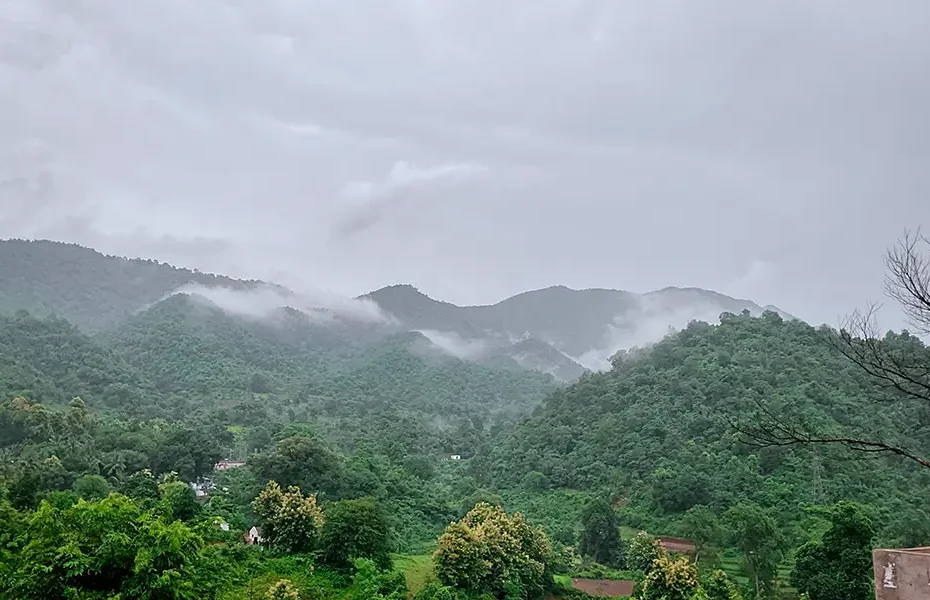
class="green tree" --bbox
[579,497,623,567]
[680,505,722,565]
[638,553,701,600]
[434,502,552,599]
[121,469,161,503]
[251,481,324,552]
[723,503,786,600]
[347,558,407,600]
[161,481,201,522]
[267,578,300,600]
[11,494,203,599]
[703,570,743,600]
[627,531,662,573]
[71,474,111,501]
[790,502,874,600]
[320,497,393,570]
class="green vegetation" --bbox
[790,502,874,600]
[483,312,930,550]
[2,236,929,598]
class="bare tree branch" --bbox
[734,229,930,469]
[730,397,930,471]
[885,228,930,336]
[832,305,930,405]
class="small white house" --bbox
[450,454,462,460]
[243,526,265,545]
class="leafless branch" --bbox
[732,230,930,469]
[885,228,930,336]
[832,304,930,405]
[731,397,930,470]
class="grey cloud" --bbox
[2,1,929,329]
[333,160,490,236]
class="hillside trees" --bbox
[7,493,203,599]
[743,230,930,469]
[484,308,930,544]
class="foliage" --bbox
[267,578,300,600]
[319,497,393,571]
[627,531,662,573]
[6,240,930,597]
[637,553,701,600]
[5,493,203,599]
[434,502,552,599]
[680,505,722,565]
[161,481,201,522]
[484,312,930,546]
[579,497,625,568]
[346,558,408,600]
[790,502,874,600]
[122,469,161,503]
[411,581,466,600]
[702,570,743,600]
[72,474,111,501]
[723,503,786,599]
[252,481,324,552]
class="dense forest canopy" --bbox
[482,311,930,547]
[1,237,929,599]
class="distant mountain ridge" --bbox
[0,239,794,379]
[362,283,794,372]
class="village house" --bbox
[214,459,246,471]
[243,526,265,545]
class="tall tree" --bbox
[251,481,324,553]
[680,505,722,565]
[578,497,623,567]
[791,502,874,600]
[319,497,393,571]
[434,502,552,599]
[723,502,786,600]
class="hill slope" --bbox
[98,293,559,451]
[480,311,930,545]
[0,311,153,409]
[0,239,263,331]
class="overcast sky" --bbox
[1,1,928,328]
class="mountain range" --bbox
[0,239,792,380]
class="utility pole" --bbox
[812,451,824,504]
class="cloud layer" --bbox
[2,1,929,328]
[169,283,388,323]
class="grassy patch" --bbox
[393,553,434,597]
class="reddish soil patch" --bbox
[656,536,697,555]
[571,578,634,597]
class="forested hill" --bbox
[481,310,930,546]
[1,239,792,378]
[0,293,559,453]
[0,239,267,331]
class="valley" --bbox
[0,239,926,600]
